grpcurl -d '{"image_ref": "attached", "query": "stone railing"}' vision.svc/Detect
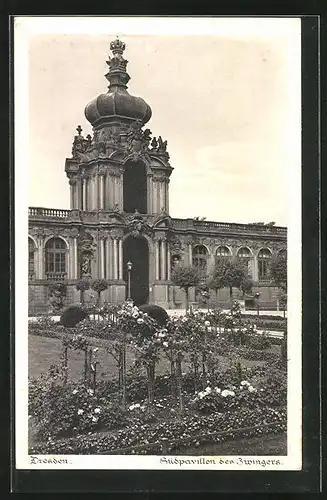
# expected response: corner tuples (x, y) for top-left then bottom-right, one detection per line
(29, 207), (70, 218)
(171, 218), (287, 236)
(46, 272), (67, 281)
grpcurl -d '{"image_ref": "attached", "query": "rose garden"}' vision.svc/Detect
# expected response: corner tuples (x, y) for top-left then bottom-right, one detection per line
(28, 256), (287, 456)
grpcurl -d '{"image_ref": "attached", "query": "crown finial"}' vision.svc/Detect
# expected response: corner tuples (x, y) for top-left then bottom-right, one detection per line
(76, 125), (83, 136)
(106, 37), (130, 90)
(110, 38), (126, 56)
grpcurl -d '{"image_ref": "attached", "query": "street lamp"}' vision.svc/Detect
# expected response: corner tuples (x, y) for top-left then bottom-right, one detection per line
(254, 292), (260, 316)
(127, 261), (132, 303)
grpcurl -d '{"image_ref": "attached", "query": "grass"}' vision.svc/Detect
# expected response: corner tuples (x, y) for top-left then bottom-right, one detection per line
(28, 334), (280, 382)
(172, 433), (287, 456)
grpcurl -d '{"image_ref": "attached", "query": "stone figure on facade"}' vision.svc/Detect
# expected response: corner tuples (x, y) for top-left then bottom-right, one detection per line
(81, 252), (92, 277)
(72, 125), (92, 159)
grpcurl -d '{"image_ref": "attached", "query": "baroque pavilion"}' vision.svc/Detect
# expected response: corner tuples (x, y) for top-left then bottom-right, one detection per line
(28, 39), (287, 313)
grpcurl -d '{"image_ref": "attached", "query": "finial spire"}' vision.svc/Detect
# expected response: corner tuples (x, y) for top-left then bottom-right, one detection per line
(105, 38), (130, 90)
(76, 125), (83, 136)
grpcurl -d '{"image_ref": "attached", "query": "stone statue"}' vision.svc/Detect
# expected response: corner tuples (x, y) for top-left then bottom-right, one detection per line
(81, 253), (91, 276)
(142, 128), (152, 149)
(151, 137), (158, 151)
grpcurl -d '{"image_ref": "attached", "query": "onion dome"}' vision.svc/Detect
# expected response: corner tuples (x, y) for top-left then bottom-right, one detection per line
(85, 39), (152, 127)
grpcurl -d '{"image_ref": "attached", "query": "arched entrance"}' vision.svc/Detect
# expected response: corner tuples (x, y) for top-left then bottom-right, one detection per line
(123, 235), (149, 306)
(123, 160), (147, 214)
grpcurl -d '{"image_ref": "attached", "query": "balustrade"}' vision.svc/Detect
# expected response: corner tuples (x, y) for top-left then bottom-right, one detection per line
(46, 272), (67, 281)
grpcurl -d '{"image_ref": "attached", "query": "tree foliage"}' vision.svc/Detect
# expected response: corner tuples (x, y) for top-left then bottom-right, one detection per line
(209, 258), (252, 296)
(270, 255), (287, 291)
(171, 265), (201, 313)
(91, 279), (109, 306)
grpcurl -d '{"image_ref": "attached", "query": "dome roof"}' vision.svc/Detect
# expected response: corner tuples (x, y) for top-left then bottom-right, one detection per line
(84, 39), (152, 127)
(85, 90), (152, 126)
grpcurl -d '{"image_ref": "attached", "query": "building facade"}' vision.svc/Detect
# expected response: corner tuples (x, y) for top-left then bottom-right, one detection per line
(28, 39), (287, 314)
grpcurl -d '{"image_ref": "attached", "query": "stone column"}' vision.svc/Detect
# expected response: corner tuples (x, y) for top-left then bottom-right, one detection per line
(167, 244), (171, 281)
(69, 180), (74, 209)
(155, 240), (160, 280)
(100, 238), (105, 278)
(73, 237), (78, 279)
(82, 178), (87, 211)
(37, 237), (44, 279)
(188, 243), (193, 266)
(118, 238), (123, 280)
(99, 174), (104, 210)
(147, 175), (153, 214)
(105, 238), (111, 279)
(113, 238), (118, 280)
(165, 180), (169, 213)
(253, 254), (259, 281)
(161, 240), (166, 281)
(119, 173), (124, 210)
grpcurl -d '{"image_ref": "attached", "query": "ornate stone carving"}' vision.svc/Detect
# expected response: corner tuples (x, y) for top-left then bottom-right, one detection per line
(150, 135), (169, 160)
(126, 209), (152, 238)
(108, 169), (121, 178)
(72, 126), (92, 159)
(77, 229), (96, 278)
(110, 228), (124, 240)
(152, 174), (168, 183)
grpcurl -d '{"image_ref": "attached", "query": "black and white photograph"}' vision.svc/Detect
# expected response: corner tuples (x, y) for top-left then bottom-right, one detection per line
(14, 16), (302, 470)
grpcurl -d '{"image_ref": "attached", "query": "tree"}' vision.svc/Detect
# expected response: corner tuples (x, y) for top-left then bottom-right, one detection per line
(75, 278), (90, 306)
(171, 265), (201, 313)
(208, 258), (252, 312)
(90, 279), (108, 308)
(270, 254), (287, 291)
(270, 254), (287, 315)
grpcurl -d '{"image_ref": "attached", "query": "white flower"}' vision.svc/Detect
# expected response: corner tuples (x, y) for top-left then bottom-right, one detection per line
(94, 407), (101, 414)
(137, 318), (144, 324)
(204, 320), (210, 327)
(248, 386), (257, 393)
(72, 389), (78, 395)
(215, 387), (221, 393)
(205, 386), (212, 393)
(132, 312), (139, 318)
(163, 342), (169, 348)
(88, 389), (94, 395)
(92, 416), (98, 422)
(77, 409), (84, 415)
(241, 380), (250, 386)
(221, 389), (235, 397)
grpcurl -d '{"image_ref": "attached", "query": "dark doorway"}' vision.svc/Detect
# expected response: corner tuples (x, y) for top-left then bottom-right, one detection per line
(123, 235), (149, 306)
(123, 160), (147, 214)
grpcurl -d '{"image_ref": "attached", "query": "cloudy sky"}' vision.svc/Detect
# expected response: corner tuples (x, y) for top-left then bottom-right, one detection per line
(21, 17), (301, 227)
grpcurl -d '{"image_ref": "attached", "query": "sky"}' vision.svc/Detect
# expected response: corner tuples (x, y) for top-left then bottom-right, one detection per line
(22, 17), (301, 227)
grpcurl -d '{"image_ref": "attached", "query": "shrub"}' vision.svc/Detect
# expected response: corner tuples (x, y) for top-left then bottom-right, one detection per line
(138, 304), (169, 326)
(247, 333), (271, 350)
(60, 305), (88, 328)
(29, 376), (128, 439)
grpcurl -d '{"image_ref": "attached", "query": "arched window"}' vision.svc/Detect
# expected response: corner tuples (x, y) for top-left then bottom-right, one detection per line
(28, 237), (36, 279)
(258, 248), (272, 279)
(216, 245), (231, 260)
(237, 247), (253, 277)
(45, 238), (67, 279)
(192, 245), (208, 277)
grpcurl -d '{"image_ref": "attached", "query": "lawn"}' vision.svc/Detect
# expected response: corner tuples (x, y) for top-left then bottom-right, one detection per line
(28, 334), (280, 381)
(172, 432), (287, 456)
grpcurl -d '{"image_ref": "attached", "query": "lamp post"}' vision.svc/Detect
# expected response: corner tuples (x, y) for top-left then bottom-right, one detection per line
(254, 292), (260, 316)
(127, 261), (133, 304)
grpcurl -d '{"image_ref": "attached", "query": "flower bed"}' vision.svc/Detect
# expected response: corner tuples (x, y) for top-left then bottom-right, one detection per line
(28, 303), (287, 456)
(30, 405), (286, 455)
